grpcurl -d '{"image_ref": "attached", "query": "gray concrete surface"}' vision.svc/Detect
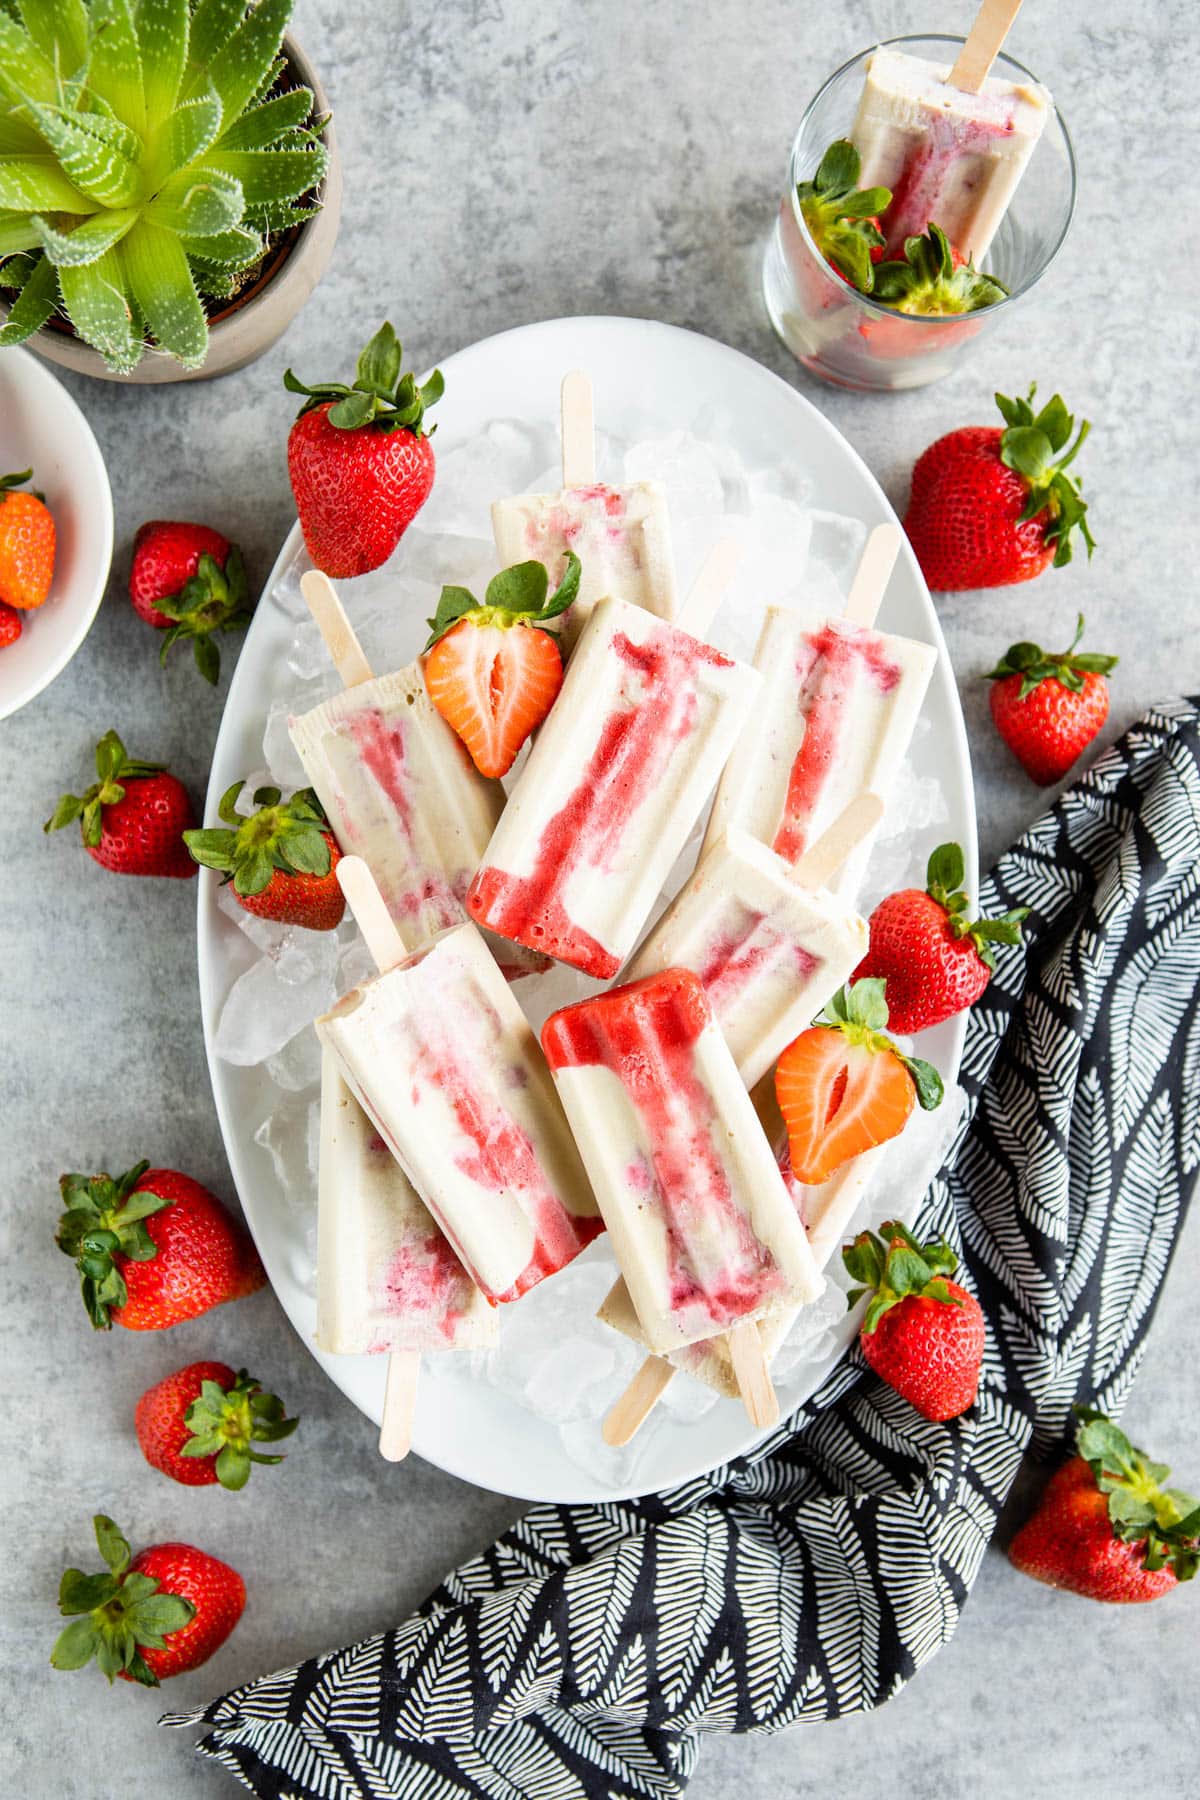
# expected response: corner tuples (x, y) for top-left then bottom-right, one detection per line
(2, 1), (1197, 1795)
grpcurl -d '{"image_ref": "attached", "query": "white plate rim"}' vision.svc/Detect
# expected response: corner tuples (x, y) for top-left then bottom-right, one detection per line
(197, 313), (975, 1504)
(0, 345), (114, 721)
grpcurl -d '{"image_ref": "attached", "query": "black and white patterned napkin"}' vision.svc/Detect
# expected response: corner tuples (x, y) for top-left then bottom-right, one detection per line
(165, 698), (1200, 1800)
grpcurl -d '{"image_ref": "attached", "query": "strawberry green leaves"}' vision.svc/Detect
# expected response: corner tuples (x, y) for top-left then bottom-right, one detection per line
(796, 137), (890, 293)
(842, 1219), (963, 1333)
(55, 1163), (171, 1329)
(993, 384), (1096, 567)
(152, 544), (252, 683)
(925, 841), (1030, 973)
(424, 551), (582, 650)
(181, 1369), (299, 1490)
(1074, 1407), (1200, 1581)
(872, 223), (1008, 315)
(51, 1515), (194, 1686)
(986, 613), (1118, 701)
(819, 980), (944, 1111)
(183, 781), (331, 895)
(43, 728), (165, 848)
(284, 321), (444, 437)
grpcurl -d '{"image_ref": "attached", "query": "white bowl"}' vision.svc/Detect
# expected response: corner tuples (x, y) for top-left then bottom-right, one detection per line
(0, 347), (113, 720)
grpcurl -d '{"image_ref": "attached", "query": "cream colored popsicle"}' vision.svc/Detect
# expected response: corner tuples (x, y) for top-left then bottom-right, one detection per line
(851, 28), (1052, 262)
(599, 1089), (887, 1438)
(491, 371), (678, 652)
(289, 571), (544, 978)
(316, 863), (601, 1307)
(316, 1052), (497, 1358)
(703, 525), (936, 900)
(542, 968), (823, 1376)
(468, 546), (759, 979)
(624, 798), (878, 1090)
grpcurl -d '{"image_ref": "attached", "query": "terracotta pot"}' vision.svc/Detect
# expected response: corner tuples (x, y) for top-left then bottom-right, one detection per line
(15, 35), (341, 385)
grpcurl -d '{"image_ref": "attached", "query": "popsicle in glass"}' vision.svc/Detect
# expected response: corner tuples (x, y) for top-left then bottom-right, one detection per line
(851, 2), (1052, 262)
(468, 546), (759, 979)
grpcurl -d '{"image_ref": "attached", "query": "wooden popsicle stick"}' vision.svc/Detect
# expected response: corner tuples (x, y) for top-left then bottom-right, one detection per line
(950, 0), (1024, 93)
(603, 1355), (677, 1446)
(792, 792), (885, 891)
(334, 856), (418, 1462)
(300, 569), (375, 689)
(676, 538), (740, 641)
(336, 855), (408, 975)
(560, 370), (596, 487)
(379, 1349), (420, 1461)
(727, 1318), (780, 1427)
(842, 521), (902, 629)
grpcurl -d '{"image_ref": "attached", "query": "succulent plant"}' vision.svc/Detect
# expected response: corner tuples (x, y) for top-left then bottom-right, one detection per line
(0, 0), (328, 373)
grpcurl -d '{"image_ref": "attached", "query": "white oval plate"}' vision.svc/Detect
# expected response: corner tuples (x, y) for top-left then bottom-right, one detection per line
(0, 347), (114, 720)
(198, 316), (975, 1504)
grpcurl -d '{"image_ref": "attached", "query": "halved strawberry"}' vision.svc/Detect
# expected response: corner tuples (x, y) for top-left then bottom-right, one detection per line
(775, 979), (942, 1185)
(423, 553), (580, 778)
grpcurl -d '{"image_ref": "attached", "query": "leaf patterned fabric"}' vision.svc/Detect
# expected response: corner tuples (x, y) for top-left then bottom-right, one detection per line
(165, 699), (1200, 1800)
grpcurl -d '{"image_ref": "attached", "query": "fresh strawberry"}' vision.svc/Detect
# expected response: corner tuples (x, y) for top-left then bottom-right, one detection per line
(775, 979), (942, 1186)
(842, 1219), (985, 1420)
(1010, 1408), (1200, 1603)
(184, 780), (344, 929)
(795, 138), (891, 292)
(424, 554), (579, 777)
(136, 1361), (299, 1491)
(872, 222), (1007, 315)
(0, 468), (55, 608)
(285, 321), (442, 579)
(987, 614), (1117, 785)
(0, 599), (21, 646)
(905, 384), (1095, 590)
(55, 1162), (266, 1331)
(51, 1514), (244, 1685)
(129, 520), (251, 683)
(44, 728), (196, 878)
(854, 841), (1029, 1034)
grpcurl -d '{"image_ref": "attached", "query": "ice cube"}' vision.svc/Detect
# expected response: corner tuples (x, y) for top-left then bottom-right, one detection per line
(270, 546), (315, 620)
(558, 1417), (645, 1490)
(253, 1092), (320, 1203)
(215, 879), (291, 956)
(658, 1370), (719, 1424)
(337, 930), (375, 994)
(807, 510), (868, 592)
(263, 695), (316, 791)
(265, 1028), (323, 1094)
(214, 933), (339, 1065)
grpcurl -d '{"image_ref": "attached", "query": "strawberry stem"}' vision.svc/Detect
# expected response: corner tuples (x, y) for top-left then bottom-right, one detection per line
(842, 1219), (964, 1333)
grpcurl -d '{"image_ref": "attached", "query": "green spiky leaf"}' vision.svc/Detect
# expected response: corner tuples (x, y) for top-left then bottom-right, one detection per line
(29, 207), (137, 266)
(0, 248), (57, 343)
(121, 218), (208, 368)
(58, 247), (141, 370)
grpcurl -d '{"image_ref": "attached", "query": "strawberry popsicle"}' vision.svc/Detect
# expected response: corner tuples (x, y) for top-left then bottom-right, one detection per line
(852, 45), (1052, 262)
(598, 1085), (885, 1433)
(291, 663), (504, 945)
(316, 1049), (497, 1357)
(624, 801), (877, 1090)
(316, 914), (601, 1304)
(703, 604), (935, 898)
(491, 372), (678, 652)
(542, 968), (823, 1357)
(468, 569), (759, 980)
(290, 571), (545, 977)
